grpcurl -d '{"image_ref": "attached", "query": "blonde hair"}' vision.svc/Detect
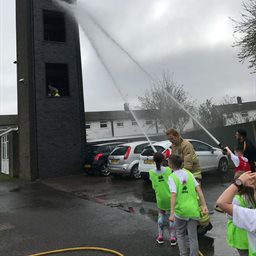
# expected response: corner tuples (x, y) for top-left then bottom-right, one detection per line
(165, 128), (179, 137)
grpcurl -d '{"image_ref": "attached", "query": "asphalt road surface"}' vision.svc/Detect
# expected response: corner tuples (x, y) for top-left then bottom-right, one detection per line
(44, 170), (238, 256)
(0, 169), (238, 256)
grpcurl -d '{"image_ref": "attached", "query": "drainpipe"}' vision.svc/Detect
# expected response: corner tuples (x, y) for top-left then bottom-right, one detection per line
(252, 121), (256, 142)
(155, 119), (159, 134)
(111, 120), (114, 137)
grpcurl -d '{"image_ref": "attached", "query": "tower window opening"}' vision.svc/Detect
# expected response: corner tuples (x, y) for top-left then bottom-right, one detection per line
(43, 10), (66, 42)
(46, 63), (69, 97)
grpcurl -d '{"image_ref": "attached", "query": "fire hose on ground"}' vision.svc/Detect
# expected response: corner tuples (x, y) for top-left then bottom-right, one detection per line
(28, 246), (124, 256)
(28, 246), (204, 256)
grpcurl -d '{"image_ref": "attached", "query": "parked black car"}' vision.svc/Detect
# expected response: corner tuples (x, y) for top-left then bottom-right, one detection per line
(84, 141), (124, 176)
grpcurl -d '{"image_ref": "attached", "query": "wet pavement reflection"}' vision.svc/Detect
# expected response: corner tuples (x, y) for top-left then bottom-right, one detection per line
(44, 170), (238, 255)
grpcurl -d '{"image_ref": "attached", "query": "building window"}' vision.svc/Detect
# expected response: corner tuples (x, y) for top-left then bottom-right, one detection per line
(132, 121), (138, 126)
(241, 111), (248, 118)
(43, 10), (66, 42)
(226, 113), (233, 119)
(100, 121), (108, 128)
(85, 123), (91, 129)
(117, 122), (124, 127)
(145, 120), (153, 125)
(46, 63), (69, 97)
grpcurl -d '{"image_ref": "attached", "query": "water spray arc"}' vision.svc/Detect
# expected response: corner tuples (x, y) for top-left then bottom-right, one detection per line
(55, 0), (157, 152)
(79, 6), (155, 82)
(86, 34), (156, 150)
(80, 7), (222, 147)
(162, 91), (221, 146)
(57, 0), (222, 149)
(83, 35), (156, 152)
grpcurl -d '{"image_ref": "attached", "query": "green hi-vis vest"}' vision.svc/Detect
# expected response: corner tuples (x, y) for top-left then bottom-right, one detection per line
(149, 167), (172, 211)
(169, 170), (200, 219)
(250, 248), (256, 256)
(226, 195), (248, 250)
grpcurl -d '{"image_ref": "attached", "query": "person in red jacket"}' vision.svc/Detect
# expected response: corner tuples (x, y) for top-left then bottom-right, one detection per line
(235, 129), (256, 172)
(225, 146), (251, 176)
(215, 146), (251, 214)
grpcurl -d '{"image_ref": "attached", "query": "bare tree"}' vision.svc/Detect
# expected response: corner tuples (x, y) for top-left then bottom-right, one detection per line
(198, 99), (224, 128)
(232, 0), (256, 71)
(222, 95), (237, 105)
(198, 96), (242, 128)
(138, 72), (195, 131)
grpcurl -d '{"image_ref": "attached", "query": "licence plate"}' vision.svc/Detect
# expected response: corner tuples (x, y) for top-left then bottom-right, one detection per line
(84, 164), (91, 168)
(111, 159), (119, 164)
(144, 159), (154, 164)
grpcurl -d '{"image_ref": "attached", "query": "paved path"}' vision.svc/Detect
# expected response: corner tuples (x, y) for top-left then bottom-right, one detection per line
(0, 172), (238, 256)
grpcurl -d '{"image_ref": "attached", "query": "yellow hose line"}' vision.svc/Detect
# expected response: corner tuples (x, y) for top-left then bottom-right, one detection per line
(28, 246), (203, 256)
(28, 246), (124, 256)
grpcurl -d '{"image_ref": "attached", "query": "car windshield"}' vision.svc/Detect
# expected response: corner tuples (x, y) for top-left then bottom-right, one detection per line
(111, 146), (129, 156)
(141, 145), (164, 156)
(91, 145), (109, 154)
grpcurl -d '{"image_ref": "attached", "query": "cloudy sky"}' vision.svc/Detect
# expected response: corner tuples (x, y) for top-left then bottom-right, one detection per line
(0, 0), (255, 114)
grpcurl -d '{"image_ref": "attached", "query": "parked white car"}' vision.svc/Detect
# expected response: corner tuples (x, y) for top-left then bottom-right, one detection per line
(138, 139), (229, 181)
(108, 141), (153, 179)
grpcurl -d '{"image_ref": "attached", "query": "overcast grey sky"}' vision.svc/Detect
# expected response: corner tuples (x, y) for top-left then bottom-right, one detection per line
(0, 0), (255, 114)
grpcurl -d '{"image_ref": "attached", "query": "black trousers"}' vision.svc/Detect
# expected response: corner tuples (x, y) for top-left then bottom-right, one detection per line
(249, 161), (256, 172)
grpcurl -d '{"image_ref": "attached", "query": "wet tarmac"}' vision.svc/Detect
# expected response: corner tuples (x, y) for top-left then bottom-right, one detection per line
(44, 170), (239, 256)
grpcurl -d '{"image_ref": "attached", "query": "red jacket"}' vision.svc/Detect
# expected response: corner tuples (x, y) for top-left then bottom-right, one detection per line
(234, 156), (251, 174)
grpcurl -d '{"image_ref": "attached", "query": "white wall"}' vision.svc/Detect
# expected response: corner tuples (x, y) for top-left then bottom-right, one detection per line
(86, 121), (112, 140)
(86, 118), (158, 140)
(86, 116), (194, 140)
(224, 110), (256, 126)
(113, 119), (158, 137)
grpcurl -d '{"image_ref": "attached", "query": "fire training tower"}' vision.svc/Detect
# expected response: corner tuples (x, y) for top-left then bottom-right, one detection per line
(16, 0), (86, 180)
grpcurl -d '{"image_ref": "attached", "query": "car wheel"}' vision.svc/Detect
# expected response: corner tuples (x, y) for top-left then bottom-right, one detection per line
(100, 163), (110, 177)
(131, 165), (141, 180)
(218, 158), (228, 173)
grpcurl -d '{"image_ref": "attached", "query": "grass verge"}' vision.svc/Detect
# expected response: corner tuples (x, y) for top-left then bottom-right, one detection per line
(0, 173), (13, 182)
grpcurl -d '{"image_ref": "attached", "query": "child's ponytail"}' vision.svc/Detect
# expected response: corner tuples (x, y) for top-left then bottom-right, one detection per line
(153, 152), (165, 171)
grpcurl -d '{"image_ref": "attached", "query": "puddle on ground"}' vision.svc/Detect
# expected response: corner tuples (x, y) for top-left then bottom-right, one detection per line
(69, 184), (236, 255)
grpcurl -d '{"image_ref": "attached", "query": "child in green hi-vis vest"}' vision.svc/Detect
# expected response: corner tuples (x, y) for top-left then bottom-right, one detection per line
(226, 171), (256, 256)
(149, 152), (176, 246)
(216, 171), (256, 256)
(227, 195), (249, 256)
(168, 154), (208, 256)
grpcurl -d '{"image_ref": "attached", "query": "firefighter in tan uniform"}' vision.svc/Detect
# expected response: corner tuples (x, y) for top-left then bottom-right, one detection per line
(166, 128), (212, 234)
